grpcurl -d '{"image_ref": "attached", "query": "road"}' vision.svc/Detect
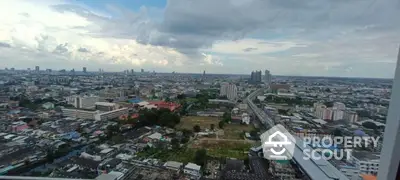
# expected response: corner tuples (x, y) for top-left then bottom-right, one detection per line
(245, 88), (349, 180)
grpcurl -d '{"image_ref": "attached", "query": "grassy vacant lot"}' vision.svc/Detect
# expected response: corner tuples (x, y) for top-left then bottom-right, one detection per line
(223, 124), (255, 139)
(177, 116), (219, 130)
(190, 139), (257, 160)
(177, 116), (256, 140)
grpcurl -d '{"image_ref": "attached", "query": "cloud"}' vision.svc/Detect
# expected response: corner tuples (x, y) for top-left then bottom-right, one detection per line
(77, 47), (90, 53)
(243, 48), (258, 52)
(292, 53), (321, 58)
(0, 0), (398, 77)
(0, 0), (191, 71)
(201, 53), (223, 66)
(0, 42), (11, 48)
(207, 39), (307, 55)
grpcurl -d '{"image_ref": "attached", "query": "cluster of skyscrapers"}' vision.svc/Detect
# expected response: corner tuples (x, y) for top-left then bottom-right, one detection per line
(250, 70), (272, 85)
(32, 66), (87, 73)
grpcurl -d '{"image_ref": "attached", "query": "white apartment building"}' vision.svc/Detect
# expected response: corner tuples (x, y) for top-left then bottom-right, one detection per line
(184, 163), (201, 180)
(220, 83), (238, 101)
(333, 109), (344, 121)
(345, 111), (359, 123)
(333, 102), (346, 110)
(349, 151), (380, 175)
(163, 161), (183, 172)
(94, 108), (129, 121)
(219, 83), (228, 97)
(314, 104), (326, 119)
(75, 96), (99, 109)
(95, 102), (118, 112)
(314, 104), (334, 120)
(61, 108), (99, 120)
(67, 95), (100, 109)
(183, 163), (201, 179)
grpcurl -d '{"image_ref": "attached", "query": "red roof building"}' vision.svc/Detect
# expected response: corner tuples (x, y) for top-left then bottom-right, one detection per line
(149, 101), (181, 111)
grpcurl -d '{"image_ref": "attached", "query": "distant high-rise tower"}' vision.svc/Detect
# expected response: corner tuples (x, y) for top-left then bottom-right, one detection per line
(203, 70), (206, 76)
(220, 83), (238, 101)
(35, 66), (39, 71)
(131, 69), (134, 74)
(264, 70), (272, 85)
(141, 69), (144, 73)
(250, 70), (262, 84)
(256, 71), (262, 82)
(83, 67), (87, 73)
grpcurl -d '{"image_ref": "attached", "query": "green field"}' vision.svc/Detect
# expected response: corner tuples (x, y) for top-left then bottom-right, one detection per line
(177, 116), (256, 140)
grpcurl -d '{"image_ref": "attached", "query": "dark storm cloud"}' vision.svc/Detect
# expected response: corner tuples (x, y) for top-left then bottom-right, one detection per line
(53, 43), (69, 54)
(139, 0), (399, 55)
(54, 0), (400, 58)
(78, 47), (90, 53)
(0, 42), (11, 48)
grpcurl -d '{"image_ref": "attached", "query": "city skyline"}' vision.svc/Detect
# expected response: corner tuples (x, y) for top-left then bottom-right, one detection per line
(0, 0), (399, 78)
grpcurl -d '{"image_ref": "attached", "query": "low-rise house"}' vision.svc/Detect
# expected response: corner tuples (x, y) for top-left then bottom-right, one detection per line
(184, 163), (201, 180)
(164, 161), (183, 172)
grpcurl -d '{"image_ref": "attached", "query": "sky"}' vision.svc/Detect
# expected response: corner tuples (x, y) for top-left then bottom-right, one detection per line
(0, 0), (399, 78)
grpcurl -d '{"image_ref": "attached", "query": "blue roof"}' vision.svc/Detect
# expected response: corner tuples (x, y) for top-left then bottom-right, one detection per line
(354, 129), (366, 136)
(128, 98), (142, 103)
(62, 131), (80, 139)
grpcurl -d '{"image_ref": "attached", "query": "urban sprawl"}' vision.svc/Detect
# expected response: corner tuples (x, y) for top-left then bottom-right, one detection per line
(0, 67), (391, 180)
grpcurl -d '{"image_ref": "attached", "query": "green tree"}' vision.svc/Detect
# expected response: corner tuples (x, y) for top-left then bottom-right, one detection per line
(106, 125), (120, 138)
(193, 125), (201, 132)
(333, 129), (343, 137)
(362, 122), (378, 129)
(182, 129), (193, 137)
(194, 149), (207, 166)
(250, 130), (258, 137)
(46, 149), (54, 163)
(24, 158), (31, 166)
(171, 138), (180, 149)
(222, 111), (232, 123)
(127, 117), (138, 124)
(324, 101), (334, 107)
(218, 121), (225, 129)
(177, 94), (186, 100)
(111, 135), (124, 143)
(181, 137), (189, 144)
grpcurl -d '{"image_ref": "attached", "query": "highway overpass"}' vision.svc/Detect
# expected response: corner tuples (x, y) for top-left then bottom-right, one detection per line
(246, 89), (349, 180)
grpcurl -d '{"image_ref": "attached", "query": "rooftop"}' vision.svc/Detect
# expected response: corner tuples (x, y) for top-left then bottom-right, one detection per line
(95, 102), (116, 107)
(185, 163), (201, 171)
(352, 151), (381, 162)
